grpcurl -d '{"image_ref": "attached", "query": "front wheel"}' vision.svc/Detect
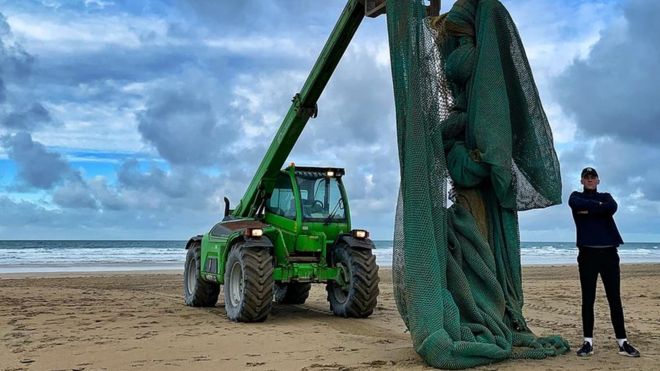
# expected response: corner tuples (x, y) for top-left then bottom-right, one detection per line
(224, 243), (273, 322)
(326, 245), (379, 318)
(183, 242), (220, 307)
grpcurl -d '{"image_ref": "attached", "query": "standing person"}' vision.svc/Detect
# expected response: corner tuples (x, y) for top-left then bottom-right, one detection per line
(569, 167), (640, 357)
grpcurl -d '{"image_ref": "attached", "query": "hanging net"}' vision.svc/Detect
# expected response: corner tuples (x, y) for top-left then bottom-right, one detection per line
(387, 0), (569, 368)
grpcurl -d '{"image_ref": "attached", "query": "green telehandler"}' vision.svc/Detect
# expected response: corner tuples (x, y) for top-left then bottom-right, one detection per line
(183, 0), (439, 322)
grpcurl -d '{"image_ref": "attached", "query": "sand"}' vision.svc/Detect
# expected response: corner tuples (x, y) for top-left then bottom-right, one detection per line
(1, 265), (658, 371)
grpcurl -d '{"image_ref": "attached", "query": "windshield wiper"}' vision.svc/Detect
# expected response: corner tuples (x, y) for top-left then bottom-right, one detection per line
(324, 198), (343, 225)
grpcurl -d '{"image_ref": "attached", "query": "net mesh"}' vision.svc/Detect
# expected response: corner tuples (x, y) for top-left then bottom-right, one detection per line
(387, 0), (569, 368)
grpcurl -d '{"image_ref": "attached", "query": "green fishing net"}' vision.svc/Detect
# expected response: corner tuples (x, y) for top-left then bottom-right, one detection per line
(386, 0), (569, 368)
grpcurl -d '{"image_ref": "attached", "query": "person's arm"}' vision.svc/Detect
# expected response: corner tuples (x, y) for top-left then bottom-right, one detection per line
(599, 193), (618, 215)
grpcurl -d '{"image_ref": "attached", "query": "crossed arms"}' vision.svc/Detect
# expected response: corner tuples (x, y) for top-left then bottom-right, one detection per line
(568, 191), (618, 215)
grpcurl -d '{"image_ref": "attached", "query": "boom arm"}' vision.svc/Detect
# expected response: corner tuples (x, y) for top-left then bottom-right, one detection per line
(232, 0), (367, 218)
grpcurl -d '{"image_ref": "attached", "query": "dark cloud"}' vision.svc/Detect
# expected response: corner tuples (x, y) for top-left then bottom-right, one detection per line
(0, 13), (34, 80)
(2, 46), (33, 79)
(2, 103), (53, 130)
(52, 180), (98, 209)
(118, 159), (167, 192)
(102, 159), (231, 212)
(589, 139), (660, 202)
(0, 11), (55, 134)
(1, 132), (72, 189)
(0, 80), (5, 102)
(33, 48), (191, 87)
(555, 0), (660, 145)
(118, 160), (195, 199)
(137, 87), (237, 165)
(314, 48), (394, 144)
(86, 178), (127, 211)
(0, 13), (9, 37)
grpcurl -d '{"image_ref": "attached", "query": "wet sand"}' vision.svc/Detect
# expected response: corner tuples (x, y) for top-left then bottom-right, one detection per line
(1, 265), (658, 370)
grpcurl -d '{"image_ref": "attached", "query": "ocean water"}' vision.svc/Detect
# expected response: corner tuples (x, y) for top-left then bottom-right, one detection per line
(1, 240), (659, 273)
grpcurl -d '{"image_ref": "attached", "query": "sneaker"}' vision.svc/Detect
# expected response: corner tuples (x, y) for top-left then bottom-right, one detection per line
(576, 341), (593, 357)
(618, 341), (640, 357)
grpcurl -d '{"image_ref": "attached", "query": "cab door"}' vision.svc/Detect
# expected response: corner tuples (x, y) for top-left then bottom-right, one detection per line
(264, 173), (299, 254)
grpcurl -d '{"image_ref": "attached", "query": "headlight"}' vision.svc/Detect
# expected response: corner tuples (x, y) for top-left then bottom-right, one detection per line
(352, 229), (369, 239)
(326, 170), (335, 177)
(245, 228), (263, 238)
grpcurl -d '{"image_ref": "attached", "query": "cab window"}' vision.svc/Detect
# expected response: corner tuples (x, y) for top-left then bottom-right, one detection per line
(296, 175), (345, 222)
(266, 174), (296, 220)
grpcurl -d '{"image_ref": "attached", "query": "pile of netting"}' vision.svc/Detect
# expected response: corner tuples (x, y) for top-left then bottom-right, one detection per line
(386, 0), (570, 368)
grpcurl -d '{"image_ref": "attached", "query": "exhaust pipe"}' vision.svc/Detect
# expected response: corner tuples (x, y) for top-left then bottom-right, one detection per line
(224, 197), (231, 217)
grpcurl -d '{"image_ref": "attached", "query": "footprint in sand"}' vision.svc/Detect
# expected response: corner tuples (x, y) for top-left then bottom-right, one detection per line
(246, 362), (266, 367)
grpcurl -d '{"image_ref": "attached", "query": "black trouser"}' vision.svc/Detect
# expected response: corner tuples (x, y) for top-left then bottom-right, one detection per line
(577, 247), (627, 339)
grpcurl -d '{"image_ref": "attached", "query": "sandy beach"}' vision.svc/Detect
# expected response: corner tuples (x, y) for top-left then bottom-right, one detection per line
(1, 265), (658, 371)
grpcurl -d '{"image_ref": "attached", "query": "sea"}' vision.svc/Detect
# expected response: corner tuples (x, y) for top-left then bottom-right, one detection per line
(1, 240), (659, 274)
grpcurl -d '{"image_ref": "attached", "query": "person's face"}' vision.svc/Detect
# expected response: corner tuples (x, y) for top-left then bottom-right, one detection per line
(581, 174), (599, 190)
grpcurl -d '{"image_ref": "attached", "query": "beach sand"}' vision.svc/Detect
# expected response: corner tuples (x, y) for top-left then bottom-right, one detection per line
(1, 265), (658, 370)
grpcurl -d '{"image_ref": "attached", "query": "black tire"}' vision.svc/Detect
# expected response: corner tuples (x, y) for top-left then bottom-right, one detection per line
(183, 242), (220, 307)
(327, 245), (379, 318)
(224, 243), (273, 322)
(273, 282), (312, 304)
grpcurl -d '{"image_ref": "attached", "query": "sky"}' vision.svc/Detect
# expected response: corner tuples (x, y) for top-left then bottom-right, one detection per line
(0, 0), (658, 242)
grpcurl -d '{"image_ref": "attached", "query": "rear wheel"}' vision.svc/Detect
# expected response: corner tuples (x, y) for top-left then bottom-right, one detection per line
(274, 282), (312, 304)
(224, 243), (273, 322)
(183, 242), (220, 307)
(327, 245), (379, 318)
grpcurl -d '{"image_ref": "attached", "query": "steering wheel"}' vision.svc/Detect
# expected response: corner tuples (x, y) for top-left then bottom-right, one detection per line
(312, 200), (324, 209)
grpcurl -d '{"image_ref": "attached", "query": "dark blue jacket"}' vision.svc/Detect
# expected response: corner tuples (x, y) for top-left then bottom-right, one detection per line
(569, 190), (623, 248)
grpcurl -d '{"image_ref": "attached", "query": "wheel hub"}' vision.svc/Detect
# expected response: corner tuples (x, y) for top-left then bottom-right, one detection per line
(229, 261), (244, 307)
(186, 257), (196, 294)
(333, 262), (350, 303)
(336, 262), (350, 289)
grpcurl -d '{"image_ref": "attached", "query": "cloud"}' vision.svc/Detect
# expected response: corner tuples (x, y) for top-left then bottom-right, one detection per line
(0, 11), (56, 134)
(2, 103), (53, 130)
(555, 0), (660, 145)
(52, 179), (98, 209)
(1, 132), (74, 189)
(589, 139), (660, 202)
(72, 159), (233, 214)
(136, 82), (238, 166)
(177, 1), (344, 37)
(0, 80), (5, 103)
(0, 13), (35, 81)
(310, 41), (394, 144)
(0, 196), (59, 229)
(117, 160), (206, 200)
